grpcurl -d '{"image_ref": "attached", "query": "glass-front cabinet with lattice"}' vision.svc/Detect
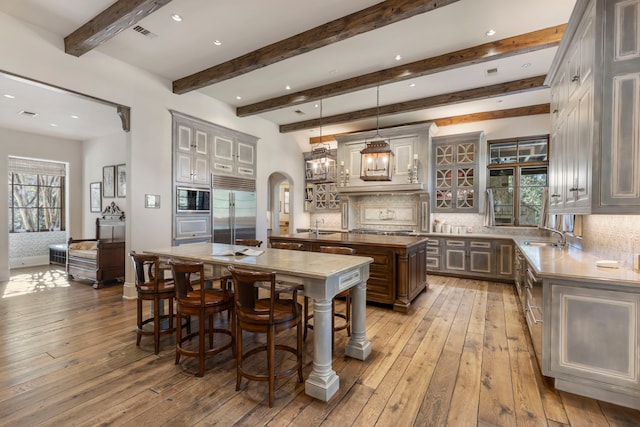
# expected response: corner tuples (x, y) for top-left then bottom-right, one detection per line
(303, 148), (339, 212)
(431, 131), (485, 213)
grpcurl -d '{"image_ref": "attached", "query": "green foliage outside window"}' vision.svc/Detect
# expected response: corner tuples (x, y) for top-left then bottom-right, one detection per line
(9, 172), (65, 232)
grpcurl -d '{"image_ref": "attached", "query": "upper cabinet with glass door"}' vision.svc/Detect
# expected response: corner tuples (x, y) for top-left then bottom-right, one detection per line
(431, 131), (486, 213)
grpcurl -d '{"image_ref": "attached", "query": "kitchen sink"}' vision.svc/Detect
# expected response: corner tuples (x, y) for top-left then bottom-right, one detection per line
(524, 241), (558, 247)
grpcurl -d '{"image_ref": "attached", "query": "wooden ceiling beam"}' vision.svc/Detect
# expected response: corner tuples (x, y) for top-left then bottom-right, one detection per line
(239, 25), (565, 117)
(64, 0), (172, 57)
(172, 0), (459, 94)
(309, 104), (551, 144)
(282, 75), (547, 133)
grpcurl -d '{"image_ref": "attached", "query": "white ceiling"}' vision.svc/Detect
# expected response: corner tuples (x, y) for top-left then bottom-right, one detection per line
(0, 0), (576, 140)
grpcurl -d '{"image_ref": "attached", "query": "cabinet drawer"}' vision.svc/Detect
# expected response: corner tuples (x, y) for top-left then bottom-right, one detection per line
(470, 241), (491, 248)
(445, 239), (466, 247)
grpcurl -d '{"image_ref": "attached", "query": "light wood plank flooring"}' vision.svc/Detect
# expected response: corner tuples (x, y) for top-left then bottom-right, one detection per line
(1, 266), (639, 426)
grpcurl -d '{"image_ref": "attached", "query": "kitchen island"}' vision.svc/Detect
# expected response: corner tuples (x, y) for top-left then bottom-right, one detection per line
(269, 232), (428, 313)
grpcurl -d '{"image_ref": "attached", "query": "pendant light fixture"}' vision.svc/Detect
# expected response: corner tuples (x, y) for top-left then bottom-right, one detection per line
(360, 86), (395, 181)
(304, 99), (336, 182)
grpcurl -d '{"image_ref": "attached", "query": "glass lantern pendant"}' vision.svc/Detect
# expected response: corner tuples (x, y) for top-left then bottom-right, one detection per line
(360, 139), (394, 181)
(360, 85), (394, 181)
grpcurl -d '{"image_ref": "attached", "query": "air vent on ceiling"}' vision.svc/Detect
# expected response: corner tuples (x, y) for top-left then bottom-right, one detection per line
(294, 109), (306, 115)
(132, 25), (157, 38)
(486, 67), (498, 76)
(18, 110), (38, 117)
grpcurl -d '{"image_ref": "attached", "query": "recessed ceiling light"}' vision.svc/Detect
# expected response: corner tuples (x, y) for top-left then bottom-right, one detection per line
(409, 83), (416, 88)
(213, 40), (222, 46)
(485, 29), (496, 36)
(285, 85), (291, 91)
(395, 54), (402, 61)
(314, 103), (319, 108)
(3, 94), (15, 99)
(50, 123), (59, 127)
(521, 62), (531, 68)
(235, 96), (242, 100)
(171, 14), (182, 22)
(71, 115), (79, 119)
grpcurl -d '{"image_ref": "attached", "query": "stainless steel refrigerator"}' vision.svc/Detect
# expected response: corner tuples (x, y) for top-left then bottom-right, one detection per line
(212, 187), (257, 244)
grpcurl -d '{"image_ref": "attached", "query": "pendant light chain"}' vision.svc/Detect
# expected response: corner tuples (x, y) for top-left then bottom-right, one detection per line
(376, 86), (381, 138)
(319, 98), (323, 143)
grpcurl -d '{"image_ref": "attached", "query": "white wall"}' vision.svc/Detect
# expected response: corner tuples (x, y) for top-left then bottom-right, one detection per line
(0, 127), (83, 279)
(0, 11), (306, 286)
(82, 133), (127, 238)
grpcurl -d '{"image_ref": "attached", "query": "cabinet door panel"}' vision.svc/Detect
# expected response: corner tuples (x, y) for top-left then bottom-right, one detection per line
(175, 152), (194, 183)
(445, 249), (466, 271)
(548, 283), (639, 388)
(194, 130), (208, 155)
(177, 125), (192, 151)
(469, 250), (492, 274)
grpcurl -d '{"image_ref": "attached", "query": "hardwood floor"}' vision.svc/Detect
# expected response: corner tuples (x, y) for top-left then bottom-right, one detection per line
(1, 266), (639, 426)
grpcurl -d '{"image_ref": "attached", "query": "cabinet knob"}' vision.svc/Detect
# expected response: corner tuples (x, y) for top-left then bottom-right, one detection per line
(552, 109), (558, 114)
(568, 187), (584, 192)
(551, 193), (561, 198)
(571, 75), (580, 82)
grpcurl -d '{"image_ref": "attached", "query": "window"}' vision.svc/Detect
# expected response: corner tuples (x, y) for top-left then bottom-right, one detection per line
(487, 135), (549, 226)
(8, 157), (66, 233)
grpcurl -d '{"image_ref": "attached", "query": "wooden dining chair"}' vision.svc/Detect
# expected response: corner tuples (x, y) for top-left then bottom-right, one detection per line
(270, 241), (305, 251)
(227, 265), (304, 407)
(129, 252), (176, 355)
(169, 260), (234, 377)
(235, 239), (263, 247)
(304, 246), (356, 350)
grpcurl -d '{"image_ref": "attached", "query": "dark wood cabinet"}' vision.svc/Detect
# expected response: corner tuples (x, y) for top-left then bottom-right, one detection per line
(268, 233), (428, 313)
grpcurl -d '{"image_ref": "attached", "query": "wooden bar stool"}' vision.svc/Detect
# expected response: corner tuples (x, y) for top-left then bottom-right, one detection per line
(235, 239), (263, 247)
(169, 261), (234, 377)
(129, 252), (176, 355)
(227, 265), (303, 407)
(304, 246), (356, 350)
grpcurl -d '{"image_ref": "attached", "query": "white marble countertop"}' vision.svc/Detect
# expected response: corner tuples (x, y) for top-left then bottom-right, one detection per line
(514, 237), (640, 288)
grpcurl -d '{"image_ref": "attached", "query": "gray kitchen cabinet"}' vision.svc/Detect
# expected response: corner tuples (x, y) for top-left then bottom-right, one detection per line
(543, 279), (640, 410)
(173, 214), (212, 245)
(425, 237), (442, 271)
(495, 240), (514, 278)
(444, 239), (466, 272)
(468, 240), (494, 275)
(311, 182), (340, 211)
(174, 119), (210, 185)
(212, 134), (256, 179)
(547, 0), (640, 213)
(431, 132), (486, 213)
(427, 236), (512, 282)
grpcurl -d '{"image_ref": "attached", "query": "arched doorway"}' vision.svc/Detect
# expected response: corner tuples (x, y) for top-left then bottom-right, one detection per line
(267, 172), (293, 236)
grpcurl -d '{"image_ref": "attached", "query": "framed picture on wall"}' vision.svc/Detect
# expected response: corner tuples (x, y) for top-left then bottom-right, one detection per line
(103, 165), (115, 198)
(116, 163), (126, 198)
(90, 182), (102, 213)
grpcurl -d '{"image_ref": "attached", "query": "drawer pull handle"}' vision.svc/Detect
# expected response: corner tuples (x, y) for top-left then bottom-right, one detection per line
(527, 302), (543, 324)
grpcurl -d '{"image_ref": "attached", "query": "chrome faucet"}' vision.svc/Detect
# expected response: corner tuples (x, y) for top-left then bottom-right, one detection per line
(543, 227), (566, 248)
(315, 218), (324, 237)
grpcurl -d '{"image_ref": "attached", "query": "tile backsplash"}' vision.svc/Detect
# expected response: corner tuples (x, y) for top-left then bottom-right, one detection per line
(310, 211), (640, 270)
(582, 215), (640, 269)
